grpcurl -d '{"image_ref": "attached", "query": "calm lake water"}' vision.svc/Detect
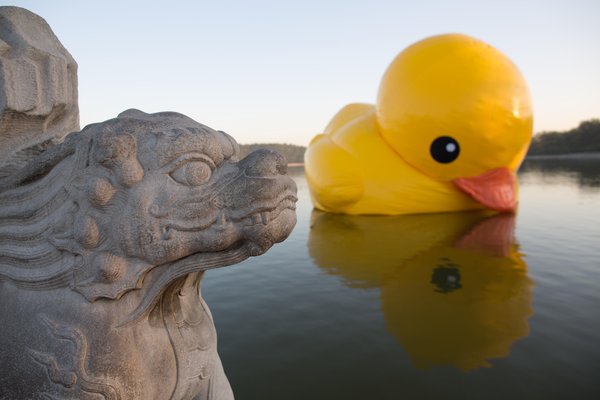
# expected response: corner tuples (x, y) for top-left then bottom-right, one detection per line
(204, 156), (600, 400)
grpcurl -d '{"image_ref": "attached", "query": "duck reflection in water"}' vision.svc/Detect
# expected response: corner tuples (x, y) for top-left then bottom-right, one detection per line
(308, 210), (532, 371)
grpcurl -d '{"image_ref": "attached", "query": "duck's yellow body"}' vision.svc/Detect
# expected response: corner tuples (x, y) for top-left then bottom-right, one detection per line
(305, 34), (533, 215)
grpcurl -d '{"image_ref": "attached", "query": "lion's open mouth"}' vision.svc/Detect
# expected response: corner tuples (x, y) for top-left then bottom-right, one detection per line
(236, 192), (297, 226)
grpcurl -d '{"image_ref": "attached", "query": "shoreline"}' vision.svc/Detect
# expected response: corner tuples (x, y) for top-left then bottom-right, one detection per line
(525, 152), (600, 160)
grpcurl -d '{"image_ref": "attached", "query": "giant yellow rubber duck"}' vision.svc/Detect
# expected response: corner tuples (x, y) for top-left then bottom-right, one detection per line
(305, 34), (533, 215)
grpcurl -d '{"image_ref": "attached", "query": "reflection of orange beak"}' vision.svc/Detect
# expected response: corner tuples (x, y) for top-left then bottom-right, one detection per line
(453, 168), (517, 212)
(454, 213), (516, 257)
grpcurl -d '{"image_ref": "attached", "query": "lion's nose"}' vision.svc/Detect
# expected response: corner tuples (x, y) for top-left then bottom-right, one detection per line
(243, 149), (287, 177)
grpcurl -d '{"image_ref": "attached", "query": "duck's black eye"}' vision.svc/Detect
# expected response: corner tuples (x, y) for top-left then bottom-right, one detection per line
(430, 136), (460, 164)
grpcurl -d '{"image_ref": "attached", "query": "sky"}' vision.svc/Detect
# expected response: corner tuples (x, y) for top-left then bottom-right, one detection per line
(4, 0), (600, 145)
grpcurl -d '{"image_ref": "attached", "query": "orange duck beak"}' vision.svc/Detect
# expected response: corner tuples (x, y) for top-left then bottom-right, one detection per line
(453, 168), (517, 213)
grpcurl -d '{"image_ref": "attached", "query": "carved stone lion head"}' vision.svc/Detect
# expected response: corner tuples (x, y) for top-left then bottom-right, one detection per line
(0, 109), (297, 319)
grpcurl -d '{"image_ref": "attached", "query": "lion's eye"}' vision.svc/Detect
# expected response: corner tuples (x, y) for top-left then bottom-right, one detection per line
(170, 161), (212, 186)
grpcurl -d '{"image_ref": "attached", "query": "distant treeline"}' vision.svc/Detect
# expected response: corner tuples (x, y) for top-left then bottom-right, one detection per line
(239, 143), (306, 164)
(239, 119), (600, 161)
(528, 119), (600, 156)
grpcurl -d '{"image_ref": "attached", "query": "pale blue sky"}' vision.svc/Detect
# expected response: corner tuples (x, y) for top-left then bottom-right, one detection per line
(5, 0), (600, 145)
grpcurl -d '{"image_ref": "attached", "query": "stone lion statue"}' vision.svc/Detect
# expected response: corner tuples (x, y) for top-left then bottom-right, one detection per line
(0, 109), (297, 399)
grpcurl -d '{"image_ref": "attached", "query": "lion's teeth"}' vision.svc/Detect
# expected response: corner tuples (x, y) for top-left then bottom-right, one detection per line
(260, 212), (269, 225)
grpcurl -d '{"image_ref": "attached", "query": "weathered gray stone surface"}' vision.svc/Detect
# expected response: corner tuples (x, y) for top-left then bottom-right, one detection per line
(0, 7), (297, 400)
(0, 6), (79, 177)
(0, 110), (298, 399)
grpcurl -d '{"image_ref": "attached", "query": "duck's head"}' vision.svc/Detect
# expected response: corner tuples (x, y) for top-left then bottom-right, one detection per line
(376, 34), (532, 212)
